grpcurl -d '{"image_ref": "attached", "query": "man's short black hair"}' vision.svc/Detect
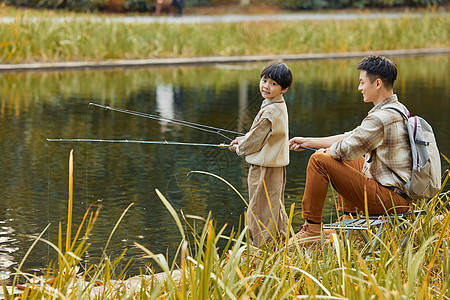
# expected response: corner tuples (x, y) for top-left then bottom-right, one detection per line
(357, 55), (397, 89)
(260, 62), (293, 90)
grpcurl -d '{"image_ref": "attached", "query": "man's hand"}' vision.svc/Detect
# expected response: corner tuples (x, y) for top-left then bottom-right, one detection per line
(229, 139), (238, 152)
(289, 137), (308, 151)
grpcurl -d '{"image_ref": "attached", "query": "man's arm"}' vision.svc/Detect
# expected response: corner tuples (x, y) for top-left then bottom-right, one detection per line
(289, 134), (345, 151)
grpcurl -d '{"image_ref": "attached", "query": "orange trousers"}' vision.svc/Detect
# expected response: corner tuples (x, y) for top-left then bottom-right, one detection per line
(302, 153), (411, 223)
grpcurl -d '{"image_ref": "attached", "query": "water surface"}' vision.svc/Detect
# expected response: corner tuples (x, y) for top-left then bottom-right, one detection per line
(0, 55), (448, 276)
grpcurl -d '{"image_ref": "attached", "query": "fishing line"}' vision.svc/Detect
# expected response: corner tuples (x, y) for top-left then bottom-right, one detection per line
(47, 138), (316, 152)
(87, 103), (317, 152)
(46, 141), (51, 267)
(85, 106), (90, 230)
(89, 103), (242, 142)
(47, 138), (230, 148)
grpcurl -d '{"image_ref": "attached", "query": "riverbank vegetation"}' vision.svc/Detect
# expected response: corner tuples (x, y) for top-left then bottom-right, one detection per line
(0, 11), (448, 64)
(0, 0), (448, 13)
(2, 151), (450, 299)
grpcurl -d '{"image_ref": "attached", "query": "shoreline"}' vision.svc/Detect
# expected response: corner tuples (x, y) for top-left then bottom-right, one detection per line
(0, 11), (429, 25)
(1, 47), (449, 73)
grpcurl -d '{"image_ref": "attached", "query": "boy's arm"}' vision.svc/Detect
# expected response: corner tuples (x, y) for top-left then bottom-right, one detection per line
(230, 118), (272, 156)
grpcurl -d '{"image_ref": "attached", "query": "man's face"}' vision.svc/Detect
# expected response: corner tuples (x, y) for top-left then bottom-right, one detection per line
(358, 70), (379, 104)
(259, 76), (288, 99)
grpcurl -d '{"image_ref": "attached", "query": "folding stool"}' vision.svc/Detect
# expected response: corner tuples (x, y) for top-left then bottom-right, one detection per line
(322, 210), (427, 249)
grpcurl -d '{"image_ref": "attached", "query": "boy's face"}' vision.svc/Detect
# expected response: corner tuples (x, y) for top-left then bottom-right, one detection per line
(259, 76), (288, 99)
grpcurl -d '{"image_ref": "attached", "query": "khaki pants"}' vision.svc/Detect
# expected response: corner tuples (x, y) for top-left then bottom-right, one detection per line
(247, 165), (288, 247)
(302, 153), (411, 223)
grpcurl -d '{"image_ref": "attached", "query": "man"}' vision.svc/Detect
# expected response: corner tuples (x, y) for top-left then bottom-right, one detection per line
(289, 55), (412, 245)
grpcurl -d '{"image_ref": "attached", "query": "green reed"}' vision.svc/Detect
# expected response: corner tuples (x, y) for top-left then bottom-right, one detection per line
(0, 12), (448, 63)
(3, 151), (449, 298)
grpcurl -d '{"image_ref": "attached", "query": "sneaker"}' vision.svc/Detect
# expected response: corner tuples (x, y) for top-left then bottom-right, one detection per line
(287, 221), (323, 247)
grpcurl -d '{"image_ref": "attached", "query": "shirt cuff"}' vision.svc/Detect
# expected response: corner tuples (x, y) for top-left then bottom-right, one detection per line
(329, 142), (341, 161)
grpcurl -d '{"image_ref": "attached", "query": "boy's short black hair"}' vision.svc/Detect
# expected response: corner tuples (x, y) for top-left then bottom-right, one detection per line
(357, 55), (397, 89)
(260, 62), (293, 90)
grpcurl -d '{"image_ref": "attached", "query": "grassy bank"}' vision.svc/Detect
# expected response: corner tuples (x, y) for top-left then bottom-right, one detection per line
(0, 12), (448, 64)
(3, 152), (450, 299)
(5, 179), (450, 298)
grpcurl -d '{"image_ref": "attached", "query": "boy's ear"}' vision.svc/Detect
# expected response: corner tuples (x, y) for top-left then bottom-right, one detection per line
(281, 87), (289, 94)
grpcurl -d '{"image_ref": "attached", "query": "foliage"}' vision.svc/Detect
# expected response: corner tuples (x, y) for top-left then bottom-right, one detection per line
(0, 0), (218, 11)
(1, 0), (108, 11)
(123, 0), (152, 12)
(0, 13), (448, 63)
(275, 0), (448, 10)
(185, 0), (218, 6)
(0, 0), (447, 12)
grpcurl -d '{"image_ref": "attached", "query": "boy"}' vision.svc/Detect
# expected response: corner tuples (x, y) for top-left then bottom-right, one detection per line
(229, 62), (292, 247)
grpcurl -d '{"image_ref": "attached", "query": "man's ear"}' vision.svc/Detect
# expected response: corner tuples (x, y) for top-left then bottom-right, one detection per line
(375, 78), (384, 90)
(281, 87), (289, 94)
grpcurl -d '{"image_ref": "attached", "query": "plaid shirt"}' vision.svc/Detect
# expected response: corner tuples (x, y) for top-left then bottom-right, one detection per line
(330, 95), (412, 192)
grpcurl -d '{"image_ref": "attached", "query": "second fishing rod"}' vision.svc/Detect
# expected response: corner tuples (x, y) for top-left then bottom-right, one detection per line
(89, 103), (317, 152)
(89, 103), (241, 142)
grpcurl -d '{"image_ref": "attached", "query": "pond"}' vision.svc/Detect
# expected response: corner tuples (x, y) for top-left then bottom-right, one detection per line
(0, 55), (448, 277)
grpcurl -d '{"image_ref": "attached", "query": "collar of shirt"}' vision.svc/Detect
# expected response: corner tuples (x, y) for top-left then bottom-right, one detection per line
(368, 94), (398, 114)
(261, 94), (285, 109)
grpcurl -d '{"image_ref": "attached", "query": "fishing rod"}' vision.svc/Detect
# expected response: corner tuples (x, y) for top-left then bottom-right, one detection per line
(88, 103), (317, 152)
(296, 146), (317, 152)
(89, 103), (243, 141)
(47, 138), (229, 148)
(47, 138), (316, 152)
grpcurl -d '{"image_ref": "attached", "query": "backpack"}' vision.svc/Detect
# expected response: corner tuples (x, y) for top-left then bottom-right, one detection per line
(385, 106), (441, 199)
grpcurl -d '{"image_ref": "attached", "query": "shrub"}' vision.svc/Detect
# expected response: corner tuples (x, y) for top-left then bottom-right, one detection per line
(124, 0), (154, 12)
(2, 0), (107, 10)
(275, 0), (448, 10)
(0, 0), (447, 12)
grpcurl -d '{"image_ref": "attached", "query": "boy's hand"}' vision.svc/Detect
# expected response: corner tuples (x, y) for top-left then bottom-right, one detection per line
(229, 139), (238, 152)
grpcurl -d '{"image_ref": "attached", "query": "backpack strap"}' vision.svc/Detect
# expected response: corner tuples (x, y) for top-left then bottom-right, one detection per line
(383, 106), (409, 120)
(388, 166), (408, 185)
(385, 106), (429, 146)
(367, 149), (407, 185)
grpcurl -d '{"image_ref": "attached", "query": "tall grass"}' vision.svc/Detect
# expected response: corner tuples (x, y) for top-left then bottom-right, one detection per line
(3, 152), (449, 299)
(0, 12), (448, 63)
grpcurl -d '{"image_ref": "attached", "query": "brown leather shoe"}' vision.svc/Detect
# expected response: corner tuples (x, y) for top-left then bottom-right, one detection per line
(287, 221), (323, 247)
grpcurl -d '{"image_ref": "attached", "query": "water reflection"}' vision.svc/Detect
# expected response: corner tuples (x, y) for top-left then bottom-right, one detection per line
(156, 84), (175, 133)
(0, 221), (17, 271)
(0, 55), (448, 275)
